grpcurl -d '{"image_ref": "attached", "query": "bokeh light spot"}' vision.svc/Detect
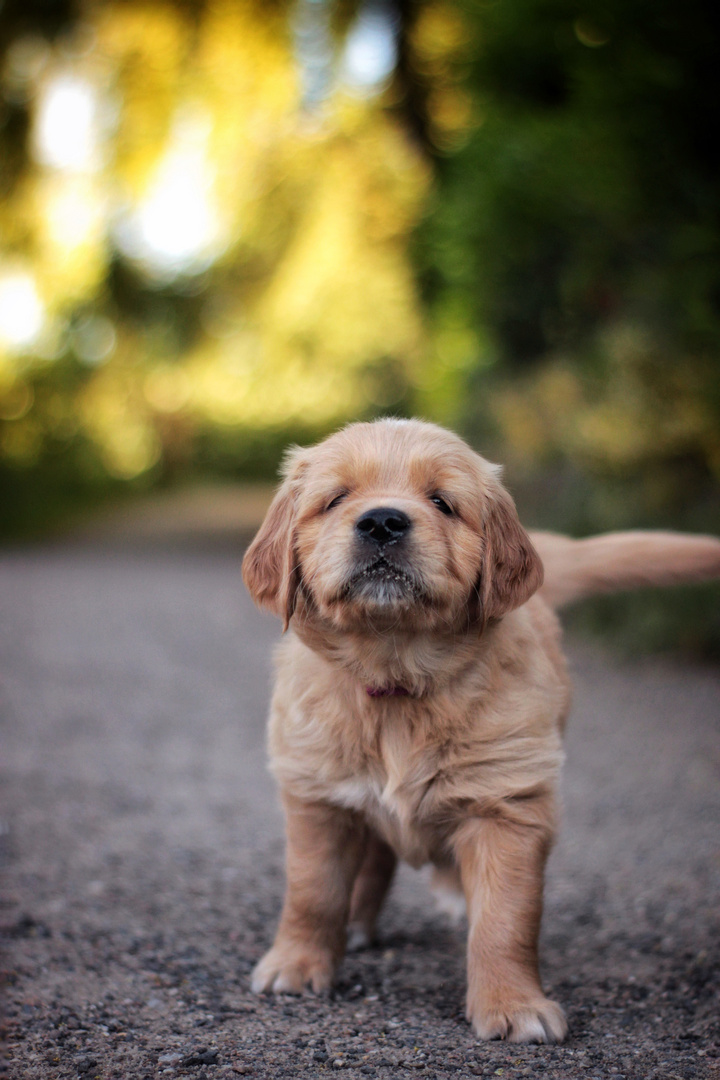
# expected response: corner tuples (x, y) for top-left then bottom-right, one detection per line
(115, 109), (226, 281)
(0, 272), (45, 351)
(33, 73), (100, 172)
(71, 315), (117, 365)
(340, 2), (398, 95)
(0, 380), (34, 421)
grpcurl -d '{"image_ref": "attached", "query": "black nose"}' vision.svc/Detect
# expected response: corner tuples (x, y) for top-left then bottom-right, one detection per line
(355, 507), (411, 546)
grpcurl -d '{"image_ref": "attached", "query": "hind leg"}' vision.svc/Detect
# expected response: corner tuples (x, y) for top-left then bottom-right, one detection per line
(346, 832), (397, 951)
(430, 864), (467, 923)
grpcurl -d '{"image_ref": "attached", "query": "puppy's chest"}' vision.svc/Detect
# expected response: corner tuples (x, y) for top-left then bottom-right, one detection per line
(323, 724), (451, 866)
(273, 677), (562, 865)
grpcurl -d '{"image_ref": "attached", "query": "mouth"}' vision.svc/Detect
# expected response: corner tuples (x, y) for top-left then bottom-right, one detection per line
(341, 557), (426, 606)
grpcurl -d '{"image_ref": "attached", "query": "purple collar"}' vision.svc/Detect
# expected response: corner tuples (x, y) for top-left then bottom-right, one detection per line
(366, 684), (411, 698)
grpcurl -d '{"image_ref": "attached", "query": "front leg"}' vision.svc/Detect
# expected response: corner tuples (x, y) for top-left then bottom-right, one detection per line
(251, 792), (366, 994)
(452, 812), (567, 1044)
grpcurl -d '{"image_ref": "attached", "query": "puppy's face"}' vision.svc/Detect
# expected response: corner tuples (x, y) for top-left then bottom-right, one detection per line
(243, 419), (542, 634)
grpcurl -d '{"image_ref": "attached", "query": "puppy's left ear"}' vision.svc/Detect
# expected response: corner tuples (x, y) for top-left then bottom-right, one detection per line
(475, 486), (544, 625)
(242, 451), (307, 630)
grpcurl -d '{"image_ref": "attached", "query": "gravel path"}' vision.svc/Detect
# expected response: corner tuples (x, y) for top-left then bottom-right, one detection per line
(1, 536), (719, 1080)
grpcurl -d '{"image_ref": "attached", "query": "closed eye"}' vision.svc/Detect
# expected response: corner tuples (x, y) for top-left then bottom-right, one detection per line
(325, 492), (348, 511)
(430, 494), (453, 516)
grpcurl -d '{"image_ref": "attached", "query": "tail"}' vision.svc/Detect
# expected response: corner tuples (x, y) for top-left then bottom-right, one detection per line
(530, 530), (720, 610)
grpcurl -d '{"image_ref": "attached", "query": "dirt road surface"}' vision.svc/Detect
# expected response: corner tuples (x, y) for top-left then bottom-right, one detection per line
(1, 511), (719, 1079)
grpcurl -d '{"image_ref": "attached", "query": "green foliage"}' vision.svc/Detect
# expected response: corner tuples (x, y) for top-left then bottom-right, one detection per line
(423, 0), (720, 362)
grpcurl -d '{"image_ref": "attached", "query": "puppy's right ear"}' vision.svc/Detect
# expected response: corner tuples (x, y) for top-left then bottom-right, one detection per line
(242, 450), (306, 630)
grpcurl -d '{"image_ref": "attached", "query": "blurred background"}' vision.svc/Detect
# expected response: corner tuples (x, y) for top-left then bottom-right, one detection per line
(1, 0), (718, 651)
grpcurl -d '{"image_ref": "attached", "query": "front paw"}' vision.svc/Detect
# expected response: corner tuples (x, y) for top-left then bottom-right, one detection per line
(468, 994), (567, 1044)
(251, 942), (336, 995)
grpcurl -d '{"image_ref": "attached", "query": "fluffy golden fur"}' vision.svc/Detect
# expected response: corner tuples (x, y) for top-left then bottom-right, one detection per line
(242, 418), (720, 1044)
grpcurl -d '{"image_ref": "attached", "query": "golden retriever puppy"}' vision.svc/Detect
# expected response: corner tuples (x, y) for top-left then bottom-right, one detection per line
(242, 418), (720, 1044)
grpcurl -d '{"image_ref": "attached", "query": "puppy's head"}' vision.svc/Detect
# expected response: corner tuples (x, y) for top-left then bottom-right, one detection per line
(242, 419), (542, 633)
